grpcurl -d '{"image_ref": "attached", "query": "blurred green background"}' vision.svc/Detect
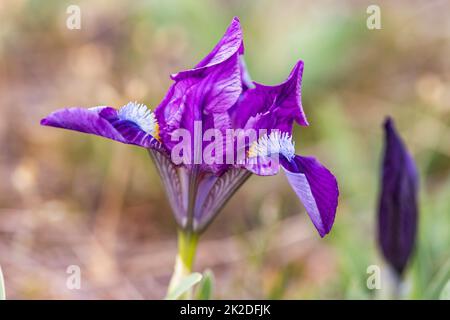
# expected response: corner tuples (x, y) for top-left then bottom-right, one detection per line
(0, 0), (449, 299)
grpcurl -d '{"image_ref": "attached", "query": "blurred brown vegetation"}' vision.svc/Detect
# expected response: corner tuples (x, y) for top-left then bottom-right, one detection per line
(0, 0), (449, 299)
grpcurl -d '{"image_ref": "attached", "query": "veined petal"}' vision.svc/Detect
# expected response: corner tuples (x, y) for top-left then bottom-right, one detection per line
(41, 107), (127, 143)
(148, 149), (186, 227)
(41, 102), (160, 149)
(242, 132), (338, 237)
(172, 17), (244, 80)
(281, 155), (339, 237)
(155, 18), (244, 154)
(193, 168), (251, 232)
(239, 55), (254, 90)
(229, 60), (308, 133)
(99, 104), (160, 148)
(149, 148), (251, 232)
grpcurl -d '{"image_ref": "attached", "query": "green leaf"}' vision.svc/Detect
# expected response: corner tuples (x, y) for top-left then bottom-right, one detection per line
(165, 272), (202, 300)
(196, 269), (214, 300)
(439, 280), (450, 300)
(0, 265), (5, 300)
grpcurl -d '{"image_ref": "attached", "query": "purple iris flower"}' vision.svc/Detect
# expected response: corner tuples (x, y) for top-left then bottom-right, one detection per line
(378, 117), (418, 275)
(41, 17), (339, 237)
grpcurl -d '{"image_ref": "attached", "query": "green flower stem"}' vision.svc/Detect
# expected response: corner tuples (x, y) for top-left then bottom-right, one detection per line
(167, 230), (199, 299)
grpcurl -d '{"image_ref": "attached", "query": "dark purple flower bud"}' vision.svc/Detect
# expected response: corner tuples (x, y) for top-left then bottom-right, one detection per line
(378, 117), (418, 276)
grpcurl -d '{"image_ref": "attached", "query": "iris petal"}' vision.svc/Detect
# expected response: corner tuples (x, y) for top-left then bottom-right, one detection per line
(172, 17), (244, 79)
(155, 17), (245, 165)
(41, 105), (159, 148)
(149, 148), (251, 232)
(193, 168), (251, 231)
(41, 107), (127, 143)
(99, 106), (159, 148)
(230, 60), (308, 133)
(281, 155), (339, 237)
(148, 149), (186, 226)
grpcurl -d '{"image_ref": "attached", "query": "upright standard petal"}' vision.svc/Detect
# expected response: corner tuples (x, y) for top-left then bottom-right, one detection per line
(41, 102), (160, 149)
(175, 17), (244, 78)
(155, 17), (245, 170)
(229, 60), (308, 133)
(378, 117), (418, 275)
(281, 155), (339, 237)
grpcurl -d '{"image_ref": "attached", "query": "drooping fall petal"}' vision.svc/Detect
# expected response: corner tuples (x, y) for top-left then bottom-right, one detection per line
(281, 155), (339, 237)
(41, 103), (160, 148)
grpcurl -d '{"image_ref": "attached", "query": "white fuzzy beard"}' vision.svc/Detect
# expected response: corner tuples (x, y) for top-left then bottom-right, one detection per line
(118, 101), (158, 136)
(249, 131), (295, 161)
